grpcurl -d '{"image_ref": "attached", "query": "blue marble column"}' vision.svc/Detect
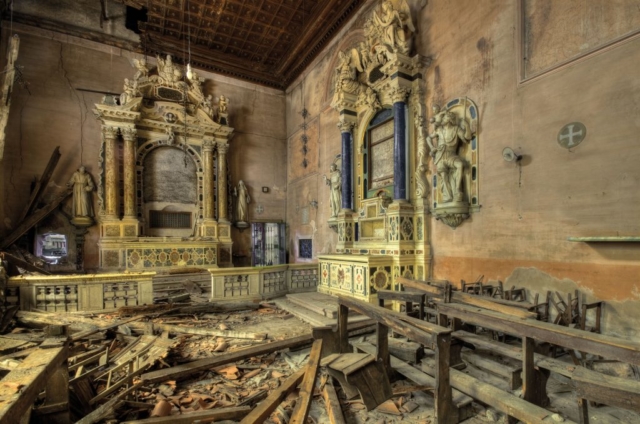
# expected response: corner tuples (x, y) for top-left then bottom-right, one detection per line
(393, 101), (407, 200)
(341, 130), (353, 210)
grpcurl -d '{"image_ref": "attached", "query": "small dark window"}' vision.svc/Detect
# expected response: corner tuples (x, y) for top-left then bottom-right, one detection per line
(149, 210), (191, 228)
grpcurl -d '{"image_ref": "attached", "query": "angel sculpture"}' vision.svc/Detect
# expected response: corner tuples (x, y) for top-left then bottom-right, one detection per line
(132, 57), (149, 81)
(334, 49), (366, 97)
(120, 78), (139, 105)
(201, 95), (215, 118)
(188, 70), (204, 99)
(372, 0), (415, 55)
(218, 95), (228, 114)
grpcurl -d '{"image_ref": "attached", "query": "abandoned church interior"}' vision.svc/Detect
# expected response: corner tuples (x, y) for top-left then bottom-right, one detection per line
(0, 0), (638, 422)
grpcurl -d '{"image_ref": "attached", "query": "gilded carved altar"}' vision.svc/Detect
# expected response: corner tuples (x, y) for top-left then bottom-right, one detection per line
(322, 0), (481, 301)
(93, 56), (234, 270)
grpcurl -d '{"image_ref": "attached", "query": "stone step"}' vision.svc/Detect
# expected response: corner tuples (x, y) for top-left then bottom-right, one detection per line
(286, 292), (361, 318)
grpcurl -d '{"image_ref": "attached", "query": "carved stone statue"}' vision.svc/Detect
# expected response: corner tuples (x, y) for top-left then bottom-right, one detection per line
(324, 164), (342, 218)
(201, 95), (214, 118)
(132, 57), (149, 81)
(371, 0), (415, 55)
(218, 95), (228, 114)
(156, 54), (182, 85)
(120, 78), (139, 105)
(236, 180), (250, 223)
(334, 50), (365, 97)
(67, 166), (95, 226)
(427, 111), (472, 203)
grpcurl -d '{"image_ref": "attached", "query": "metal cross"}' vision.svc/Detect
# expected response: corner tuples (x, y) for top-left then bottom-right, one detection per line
(256, 204), (264, 214)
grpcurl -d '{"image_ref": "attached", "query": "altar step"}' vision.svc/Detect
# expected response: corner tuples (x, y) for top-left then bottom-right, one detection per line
(274, 293), (369, 327)
(285, 292), (361, 318)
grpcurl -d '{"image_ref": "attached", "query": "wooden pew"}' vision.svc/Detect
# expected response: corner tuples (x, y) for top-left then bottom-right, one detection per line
(437, 302), (640, 421)
(335, 296), (458, 424)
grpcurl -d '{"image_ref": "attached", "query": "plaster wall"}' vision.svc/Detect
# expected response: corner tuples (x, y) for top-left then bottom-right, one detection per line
(284, 0), (640, 337)
(0, 24), (287, 269)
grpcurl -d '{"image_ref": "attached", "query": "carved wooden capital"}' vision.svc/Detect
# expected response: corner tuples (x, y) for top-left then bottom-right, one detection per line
(216, 143), (229, 155)
(390, 87), (410, 104)
(121, 127), (137, 140)
(337, 121), (355, 134)
(102, 126), (119, 139)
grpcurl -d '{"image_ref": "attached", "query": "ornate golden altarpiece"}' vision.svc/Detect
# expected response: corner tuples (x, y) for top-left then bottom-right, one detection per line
(94, 57), (233, 271)
(319, 0), (479, 302)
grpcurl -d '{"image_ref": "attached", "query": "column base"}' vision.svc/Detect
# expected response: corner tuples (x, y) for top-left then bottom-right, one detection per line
(99, 216), (140, 239)
(198, 219), (219, 239)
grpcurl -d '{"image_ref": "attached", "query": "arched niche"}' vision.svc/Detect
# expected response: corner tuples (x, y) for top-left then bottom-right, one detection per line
(140, 145), (200, 237)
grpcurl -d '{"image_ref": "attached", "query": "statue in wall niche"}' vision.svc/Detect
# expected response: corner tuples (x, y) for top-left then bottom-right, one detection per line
(371, 0), (415, 55)
(235, 180), (250, 224)
(67, 166), (95, 227)
(132, 57), (149, 81)
(427, 110), (473, 203)
(324, 164), (342, 218)
(120, 78), (140, 105)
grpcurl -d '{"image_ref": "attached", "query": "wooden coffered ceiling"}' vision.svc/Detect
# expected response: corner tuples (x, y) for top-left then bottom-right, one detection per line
(118, 0), (367, 89)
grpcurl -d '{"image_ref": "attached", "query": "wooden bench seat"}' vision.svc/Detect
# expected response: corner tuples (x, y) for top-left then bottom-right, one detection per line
(322, 352), (391, 411)
(461, 351), (523, 390)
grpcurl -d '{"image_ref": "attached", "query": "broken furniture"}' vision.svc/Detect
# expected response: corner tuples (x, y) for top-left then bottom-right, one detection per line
(315, 295), (458, 424)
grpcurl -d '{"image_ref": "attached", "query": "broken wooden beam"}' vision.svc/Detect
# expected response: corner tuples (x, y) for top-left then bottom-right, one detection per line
(70, 315), (146, 342)
(239, 368), (305, 424)
(18, 146), (61, 223)
(290, 339), (323, 424)
(142, 334), (313, 384)
(129, 321), (266, 340)
(0, 344), (68, 424)
(0, 188), (72, 250)
(322, 376), (346, 424)
(120, 405), (251, 423)
(0, 250), (51, 275)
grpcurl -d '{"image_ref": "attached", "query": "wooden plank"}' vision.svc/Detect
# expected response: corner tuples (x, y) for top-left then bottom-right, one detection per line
(0, 346), (67, 423)
(70, 316), (145, 341)
(338, 304), (349, 353)
(439, 303), (640, 366)
(434, 332), (455, 424)
(573, 366), (640, 413)
(18, 146), (61, 222)
(322, 376), (346, 424)
(129, 322), (267, 340)
(75, 381), (143, 424)
(338, 296), (449, 347)
(421, 357), (574, 424)
(354, 342), (473, 409)
(396, 276), (444, 297)
(290, 339), (323, 424)
(0, 188), (72, 249)
(461, 352), (522, 390)
(142, 334), (313, 384)
(377, 289), (425, 304)
(522, 336), (535, 403)
(120, 406), (251, 423)
(239, 368), (305, 424)
(0, 251), (51, 275)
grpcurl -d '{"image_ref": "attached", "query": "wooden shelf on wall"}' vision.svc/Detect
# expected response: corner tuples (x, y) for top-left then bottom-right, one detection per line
(567, 236), (640, 242)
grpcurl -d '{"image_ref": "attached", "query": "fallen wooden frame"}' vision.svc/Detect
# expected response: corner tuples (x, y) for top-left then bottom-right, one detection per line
(289, 339), (323, 424)
(120, 405), (252, 424)
(335, 295), (457, 424)
(239, 368), (305, 423)
(0, 343), (68, 424)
